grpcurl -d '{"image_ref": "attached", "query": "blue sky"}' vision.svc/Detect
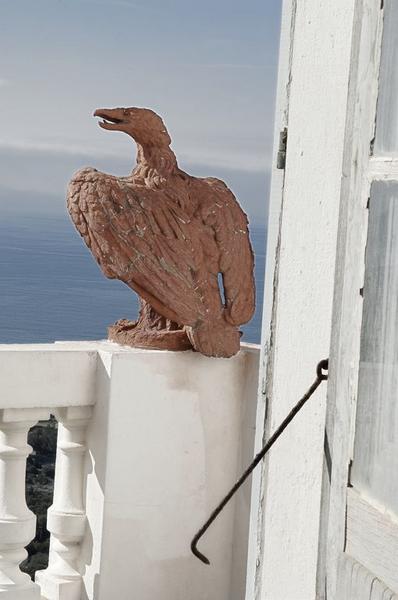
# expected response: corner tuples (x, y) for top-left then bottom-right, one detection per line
(0, 0), (281, 225)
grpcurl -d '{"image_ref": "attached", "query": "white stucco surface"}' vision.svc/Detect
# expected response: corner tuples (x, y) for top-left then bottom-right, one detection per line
(0, 345), (97, 408)
(81, 343), (259, 600)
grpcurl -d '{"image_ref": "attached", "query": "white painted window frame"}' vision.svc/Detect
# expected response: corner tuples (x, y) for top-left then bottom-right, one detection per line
(246, 0), (398, 598)
(321, 0), (398, 598)
(246, 0), (359, 598)
(345, 489), (398, 594)
(244, 0), (295, 595)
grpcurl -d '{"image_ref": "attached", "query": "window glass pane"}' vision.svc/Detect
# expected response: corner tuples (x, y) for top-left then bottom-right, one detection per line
(351, 181), (398, 515)
(375, 0), (398, 154)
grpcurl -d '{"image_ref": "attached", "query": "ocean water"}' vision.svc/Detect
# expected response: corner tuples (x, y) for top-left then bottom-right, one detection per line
(0, 210), (265, 345)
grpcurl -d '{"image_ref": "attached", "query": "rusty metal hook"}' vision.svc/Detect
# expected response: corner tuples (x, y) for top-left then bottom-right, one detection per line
(190, 358), (329, 565)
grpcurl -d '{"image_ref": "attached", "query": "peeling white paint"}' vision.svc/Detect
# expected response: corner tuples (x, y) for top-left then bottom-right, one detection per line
(249, 0), (358, 598)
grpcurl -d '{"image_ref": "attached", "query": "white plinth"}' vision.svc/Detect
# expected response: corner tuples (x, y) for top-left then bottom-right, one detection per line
(78, 344), (259, 600)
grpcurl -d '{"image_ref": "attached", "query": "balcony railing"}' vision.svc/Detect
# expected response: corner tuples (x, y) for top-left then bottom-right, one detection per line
(0, 341), (259, 600)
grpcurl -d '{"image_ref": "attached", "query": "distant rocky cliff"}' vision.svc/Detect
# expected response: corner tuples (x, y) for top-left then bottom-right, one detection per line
(22, 418), (57, 578)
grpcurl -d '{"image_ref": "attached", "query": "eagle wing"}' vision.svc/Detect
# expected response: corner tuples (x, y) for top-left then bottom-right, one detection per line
(67, 168), (205, 325)
(202, 178), (255, 326)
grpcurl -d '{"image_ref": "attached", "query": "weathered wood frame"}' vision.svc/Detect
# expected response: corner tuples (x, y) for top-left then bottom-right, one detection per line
(320, 0), (398, 597)
(244, 0), (295, 596)
(345, 489), (398, 593)
(246, 0), (359, 598)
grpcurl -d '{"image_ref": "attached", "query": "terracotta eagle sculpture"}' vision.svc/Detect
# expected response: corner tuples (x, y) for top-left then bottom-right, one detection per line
(67, 107), (255, 358)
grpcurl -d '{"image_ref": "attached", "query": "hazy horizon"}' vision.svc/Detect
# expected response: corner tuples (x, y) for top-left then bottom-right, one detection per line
(0, 0), (281, 225)
(0, 0), (282, 344)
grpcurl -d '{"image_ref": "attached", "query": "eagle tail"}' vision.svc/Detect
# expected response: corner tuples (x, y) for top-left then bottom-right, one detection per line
(186, 319), (241, 358)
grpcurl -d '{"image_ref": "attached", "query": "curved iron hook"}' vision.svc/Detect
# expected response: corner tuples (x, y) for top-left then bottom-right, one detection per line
(191, 358), (329, 565)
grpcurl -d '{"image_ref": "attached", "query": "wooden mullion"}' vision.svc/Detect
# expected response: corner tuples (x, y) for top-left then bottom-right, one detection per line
(369, 157), (398, 180)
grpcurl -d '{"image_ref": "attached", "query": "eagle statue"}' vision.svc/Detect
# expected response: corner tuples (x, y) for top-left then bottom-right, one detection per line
(67, 107), (255, 358)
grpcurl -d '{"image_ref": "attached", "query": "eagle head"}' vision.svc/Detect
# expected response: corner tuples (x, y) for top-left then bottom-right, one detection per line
(94, 106), (171, 147)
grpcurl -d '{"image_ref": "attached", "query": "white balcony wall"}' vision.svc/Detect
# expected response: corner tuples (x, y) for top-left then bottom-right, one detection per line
(0, 341), (259, 600)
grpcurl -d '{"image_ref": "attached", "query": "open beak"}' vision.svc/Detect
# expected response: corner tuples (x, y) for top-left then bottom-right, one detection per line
(94, 108), (125, 130)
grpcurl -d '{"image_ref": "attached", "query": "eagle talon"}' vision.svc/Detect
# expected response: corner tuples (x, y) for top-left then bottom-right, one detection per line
(108, 316), (193, 352)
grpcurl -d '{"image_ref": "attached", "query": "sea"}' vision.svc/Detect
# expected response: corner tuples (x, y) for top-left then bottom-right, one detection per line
(0, 209), (266, 345)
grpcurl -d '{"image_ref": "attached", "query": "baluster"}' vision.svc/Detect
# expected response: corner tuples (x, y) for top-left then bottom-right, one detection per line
(36, 405), (92, 600)
(0, 408), (49, 599)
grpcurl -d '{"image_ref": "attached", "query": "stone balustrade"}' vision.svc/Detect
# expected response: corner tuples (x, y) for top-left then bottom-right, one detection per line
(36, 406), (93, 600)
(0, 341), (259, 600)
(0, 408), (48, 599)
